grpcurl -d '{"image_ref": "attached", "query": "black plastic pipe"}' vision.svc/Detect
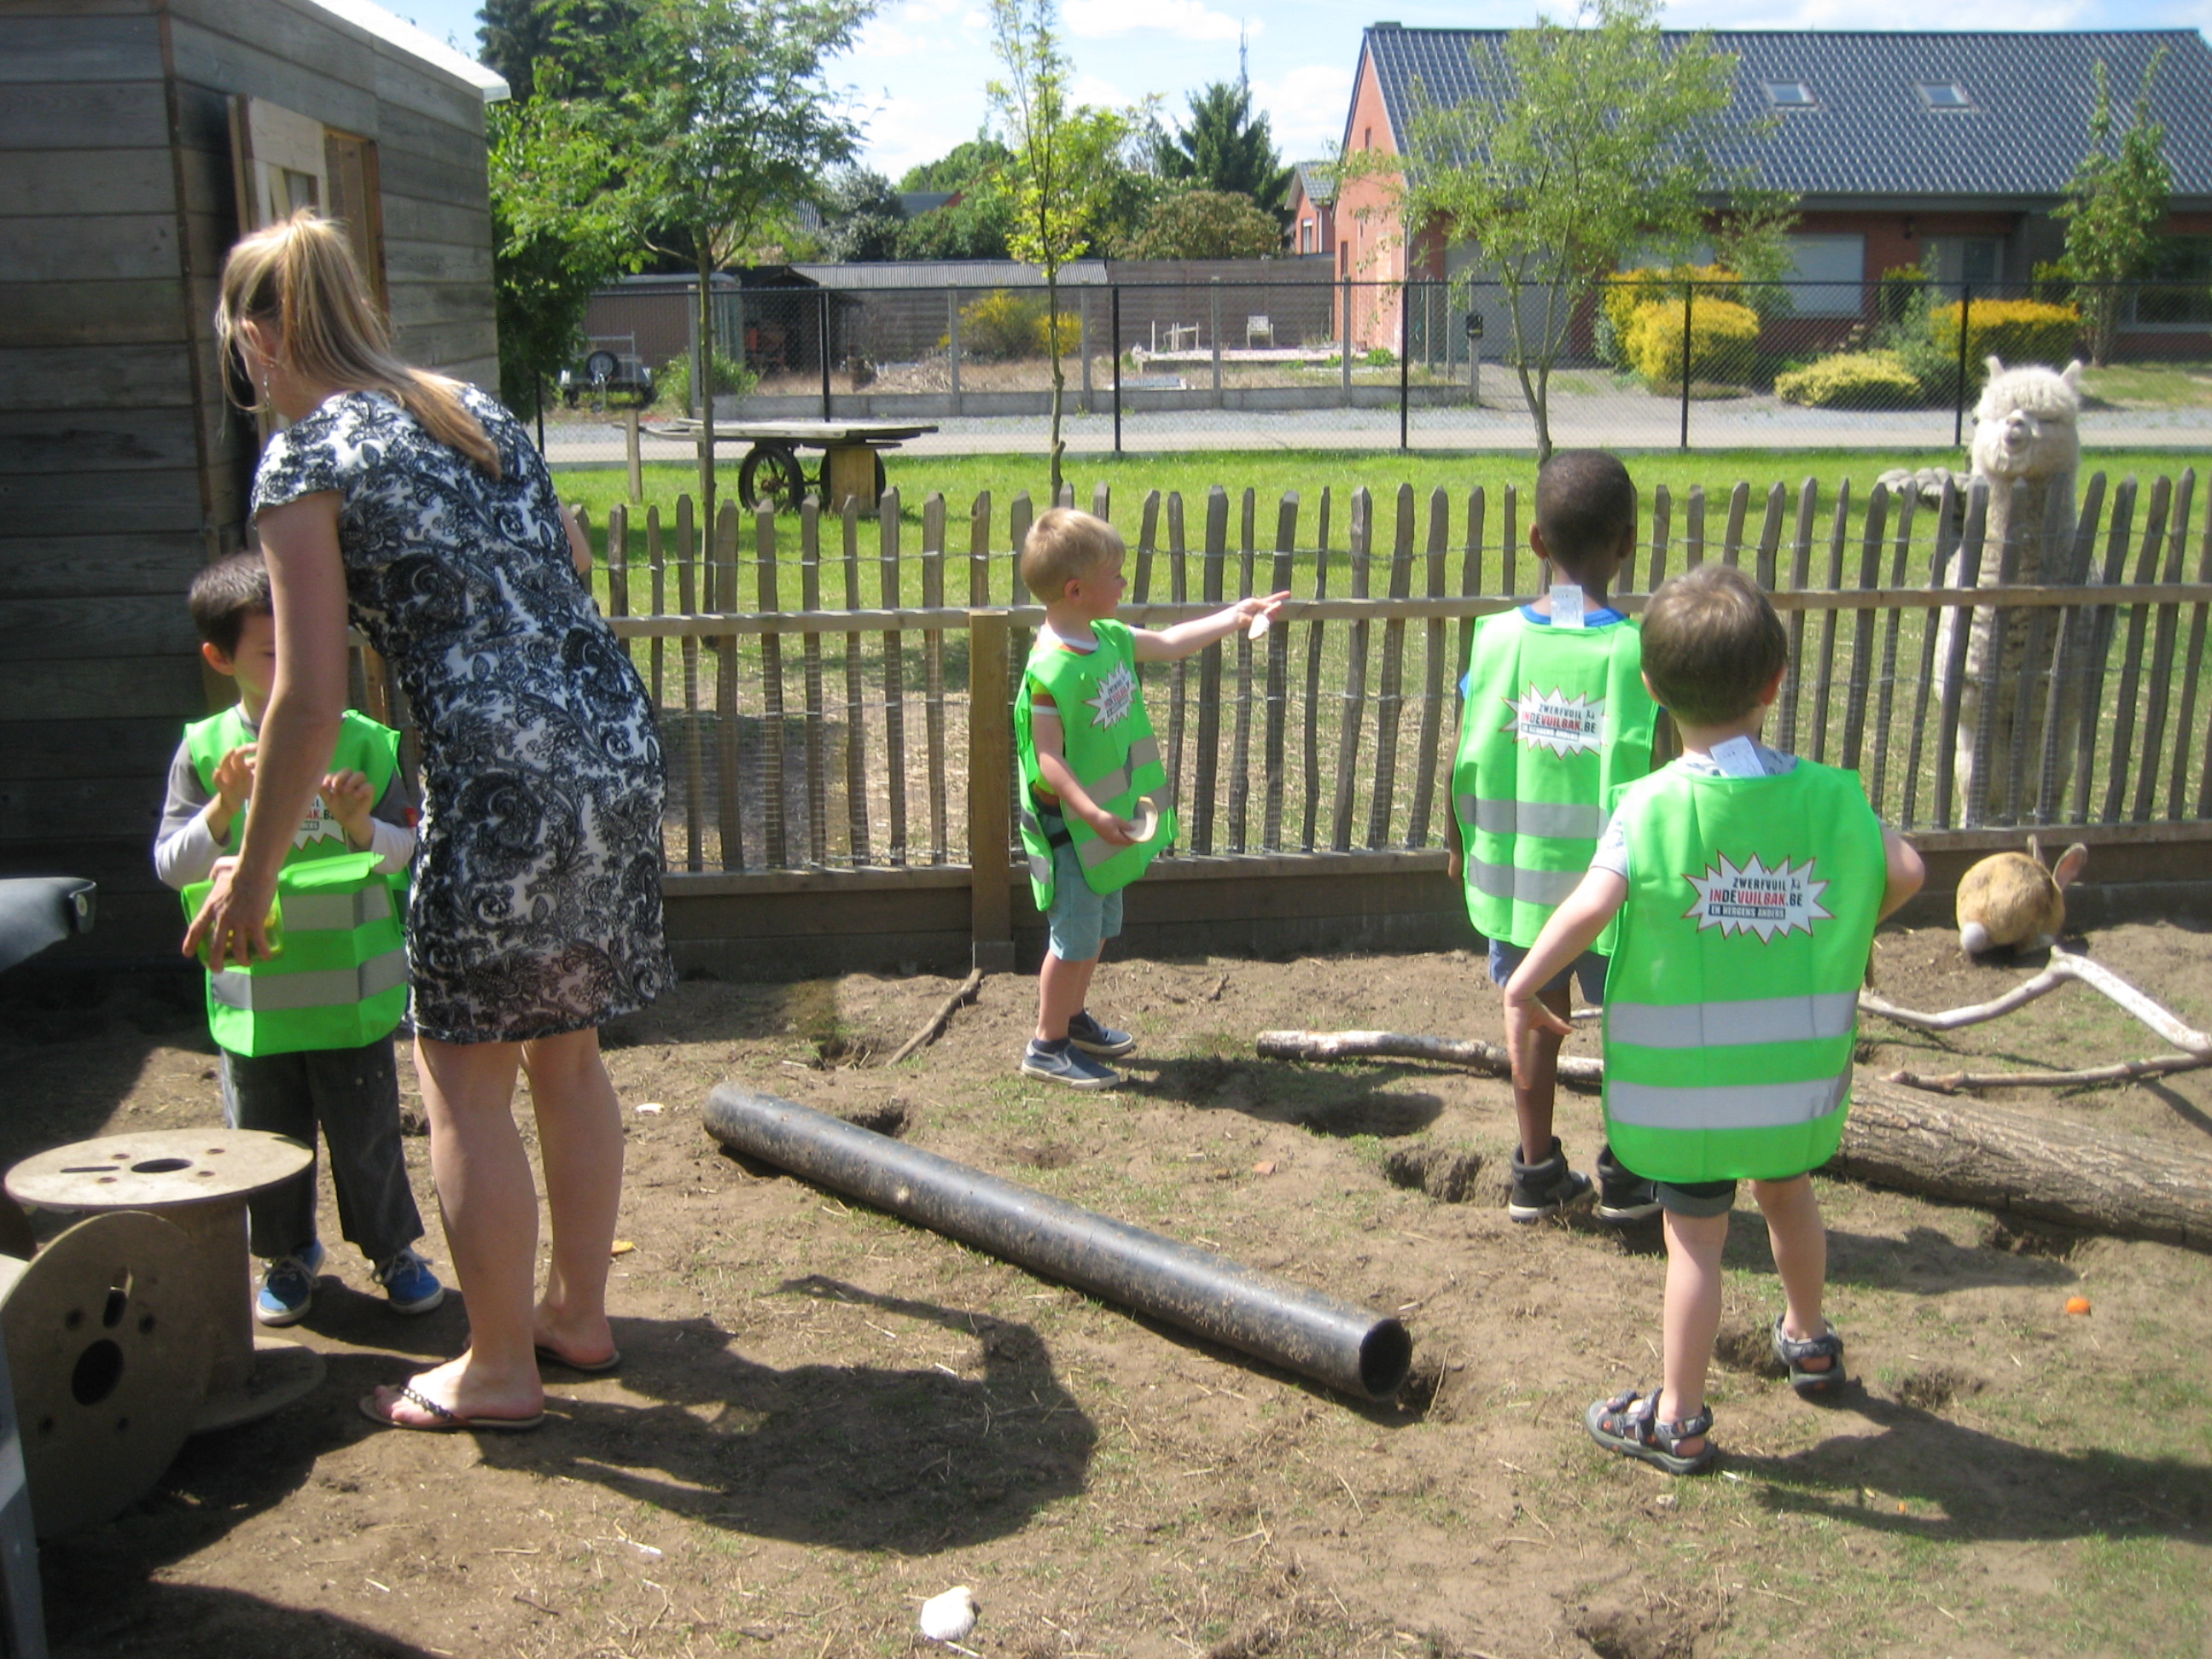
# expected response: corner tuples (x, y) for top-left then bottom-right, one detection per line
(703, 1086), (1412, 1400)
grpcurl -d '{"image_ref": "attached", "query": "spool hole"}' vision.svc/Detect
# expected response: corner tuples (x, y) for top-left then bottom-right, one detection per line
(104, 1269), (133, 1328)
(130, 1158), (192, 1174)
(138, 1313), (156, 1336)
(63, 1307), (81, 1330)
(72, 1340), (124, 1406)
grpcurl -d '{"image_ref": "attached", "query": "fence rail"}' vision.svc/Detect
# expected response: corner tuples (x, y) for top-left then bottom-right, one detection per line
(550, 469), (2209, 950)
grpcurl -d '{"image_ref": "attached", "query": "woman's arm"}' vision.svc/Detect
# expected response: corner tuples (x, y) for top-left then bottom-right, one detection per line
(182, 492), (351, 969)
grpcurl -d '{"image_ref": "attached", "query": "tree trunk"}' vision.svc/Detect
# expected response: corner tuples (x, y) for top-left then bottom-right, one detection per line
(1254, 1029), (2212, 1250)
(1045, 268), (1065, 499)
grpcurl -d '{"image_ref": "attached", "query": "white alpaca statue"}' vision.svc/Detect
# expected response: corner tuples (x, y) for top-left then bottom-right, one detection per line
(1925, 357), (2085, 822)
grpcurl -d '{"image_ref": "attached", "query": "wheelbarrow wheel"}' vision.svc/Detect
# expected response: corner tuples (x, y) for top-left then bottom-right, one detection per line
(739, 444), (806, 513)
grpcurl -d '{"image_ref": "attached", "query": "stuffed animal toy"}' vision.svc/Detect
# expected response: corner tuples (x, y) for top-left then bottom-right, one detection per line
(1955, 835), (2087, 955)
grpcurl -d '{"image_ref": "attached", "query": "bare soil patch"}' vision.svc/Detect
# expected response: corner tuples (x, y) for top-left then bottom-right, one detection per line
(7, 917), (2210, 1657)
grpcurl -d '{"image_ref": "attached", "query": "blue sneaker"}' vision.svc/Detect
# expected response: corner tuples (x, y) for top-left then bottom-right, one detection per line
(1020, 1039), (1122, 1091)
(1066, 1010), (1136, 1057)
(376, 1246), (445, 1316)
(255, 1239), (324, 1327)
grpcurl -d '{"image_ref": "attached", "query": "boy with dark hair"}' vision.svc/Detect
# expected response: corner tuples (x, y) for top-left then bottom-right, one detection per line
(1505, 563), (1924, 1474)
(1450, 449), (1660, 1221)
(1014, 509), (1285, 1088)
(155, 552), (442, 1326)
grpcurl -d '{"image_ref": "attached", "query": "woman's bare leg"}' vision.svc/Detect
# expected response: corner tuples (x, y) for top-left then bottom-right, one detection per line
(522, 1027), (624, 1365)
(365, 1034), (544, 1425)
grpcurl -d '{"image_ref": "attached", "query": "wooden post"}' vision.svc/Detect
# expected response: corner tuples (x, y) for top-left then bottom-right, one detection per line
(923, 493), (949, 864)
(1261, 490), (1297, 851)
(716, 501), (744, 870)
(800, 500), (827, 866)
(2101, 477), (2172, 824)
(1366, 484), (1415, 848)
(753, 502), (783, 867)
(625, 407), (643, 504)
(1408, 486), (1449, 848)
(968, 608), (1015, 973)
(1191, 486), (1227, 853)
(1226, 487), (1255, 853)
(676, 497), (702, 870)
(1330, 488), (1373, 852)
(880, 488), (908, 864)
(841, 498), (870, 863)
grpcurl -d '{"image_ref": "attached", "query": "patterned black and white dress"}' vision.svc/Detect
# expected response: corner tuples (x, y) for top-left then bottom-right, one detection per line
(253, 385), (673, 1044)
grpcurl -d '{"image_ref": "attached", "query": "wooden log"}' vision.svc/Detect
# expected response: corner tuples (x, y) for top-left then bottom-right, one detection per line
(1254, 1029), (2212, 1249)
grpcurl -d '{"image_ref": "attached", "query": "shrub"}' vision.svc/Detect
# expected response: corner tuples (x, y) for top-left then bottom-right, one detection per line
(1621, 294), (1761, 387)
(656, 350), (756, 411)
(1928, 299), (2081, 374)
(953, 289), (1050, 360)
(1774, 351), (1926, 409)
(1365, 346), (1396, 368)
(1599, 264), (1745, 367)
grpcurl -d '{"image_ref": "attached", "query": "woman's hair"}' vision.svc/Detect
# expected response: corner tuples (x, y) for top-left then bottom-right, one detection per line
(217, 210), (499, 477)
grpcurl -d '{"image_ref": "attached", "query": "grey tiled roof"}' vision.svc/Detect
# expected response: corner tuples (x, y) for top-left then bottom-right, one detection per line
(1359, 27), (2212, 202)
(1293, 160), (1337, 205)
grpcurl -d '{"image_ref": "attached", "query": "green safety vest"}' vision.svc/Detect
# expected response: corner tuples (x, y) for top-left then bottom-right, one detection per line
(1601, 760), (1889, 1184)
(182, 707), (410, 1057)
(1452, 610), (1656, 952)
(1014, 619), (1175, 910)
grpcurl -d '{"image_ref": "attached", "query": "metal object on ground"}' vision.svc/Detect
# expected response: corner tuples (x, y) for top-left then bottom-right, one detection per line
(7, 1129), (323, 1434)
(0, 1212), (204, 1541)
(703, 1087), (1412, 1400)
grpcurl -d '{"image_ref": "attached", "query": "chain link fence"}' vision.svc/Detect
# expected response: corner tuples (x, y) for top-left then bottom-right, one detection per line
(537, 275), (2212, 472)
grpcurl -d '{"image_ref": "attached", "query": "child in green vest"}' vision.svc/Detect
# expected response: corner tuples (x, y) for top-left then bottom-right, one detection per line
(1504, 564), (1924, 1474)
(1449, 451), (1661, 1222)
(1015, 509), (1285, 1088)
(154, 553), (442, 1327)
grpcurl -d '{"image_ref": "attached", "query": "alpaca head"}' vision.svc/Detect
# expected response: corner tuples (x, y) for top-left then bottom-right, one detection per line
(1970, 357), (2084, 482)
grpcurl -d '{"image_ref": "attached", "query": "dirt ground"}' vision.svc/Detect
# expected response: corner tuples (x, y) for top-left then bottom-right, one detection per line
(7, 915), (2210, 1659)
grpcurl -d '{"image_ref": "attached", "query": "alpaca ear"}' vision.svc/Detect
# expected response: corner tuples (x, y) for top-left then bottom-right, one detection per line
(2061, 359), (2084, 391)
(1986, 354), (2005, 379)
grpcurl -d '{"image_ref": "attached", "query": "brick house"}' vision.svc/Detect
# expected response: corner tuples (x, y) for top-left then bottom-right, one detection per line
(1334, 25), (2212, 355)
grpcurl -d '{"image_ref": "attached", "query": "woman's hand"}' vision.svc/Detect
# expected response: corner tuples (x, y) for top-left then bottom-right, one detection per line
(183, 856), (277, 971)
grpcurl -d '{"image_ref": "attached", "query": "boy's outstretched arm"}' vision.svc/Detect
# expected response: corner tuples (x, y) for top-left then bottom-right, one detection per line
(1877, 826), (1924, 922)
(1132, 591), (1289, 661)
(1031, 705), (1135, 848)
(1501, 867), (1627, 1086)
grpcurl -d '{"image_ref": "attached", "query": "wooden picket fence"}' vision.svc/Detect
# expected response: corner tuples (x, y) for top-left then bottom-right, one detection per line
(569, 469), (2211, 911)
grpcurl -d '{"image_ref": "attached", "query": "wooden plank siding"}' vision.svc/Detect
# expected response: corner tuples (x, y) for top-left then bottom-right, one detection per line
(0, 0), (500, 958)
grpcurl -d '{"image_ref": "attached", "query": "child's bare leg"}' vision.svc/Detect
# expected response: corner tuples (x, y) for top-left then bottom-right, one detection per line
(1751, 1174), (1831, 1371)
(1511, 981), (1573, 1163)
(1659, 1207), (1729, 1455)
(1035, 951), (1100, 1044)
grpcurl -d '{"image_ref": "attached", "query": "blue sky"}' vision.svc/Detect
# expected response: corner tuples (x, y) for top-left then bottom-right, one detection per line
(381, 0), (2211, 182)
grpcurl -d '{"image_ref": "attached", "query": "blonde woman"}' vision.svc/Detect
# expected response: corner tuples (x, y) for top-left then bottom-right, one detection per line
(194, 212), (672, 1431)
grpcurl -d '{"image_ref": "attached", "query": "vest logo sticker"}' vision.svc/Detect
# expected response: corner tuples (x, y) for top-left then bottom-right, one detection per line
(1086, 660), (1138, 729)
(1500, 686), (1603, 757)
(1682, 853), (1832, 941)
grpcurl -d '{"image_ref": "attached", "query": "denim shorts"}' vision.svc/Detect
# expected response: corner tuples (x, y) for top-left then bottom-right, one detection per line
(1044, 821), (1123, 962)
(1487, 937), (1608, 1004)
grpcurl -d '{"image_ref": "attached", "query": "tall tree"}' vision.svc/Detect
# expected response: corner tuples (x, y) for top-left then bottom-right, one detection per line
(1148, 80), (1293, 213)
(988, 0), (1129, 496)
(486, 89), (637, 413)
(1355, 0), (1769, 459)
(1127, 189), (1282, 260)
(2058, 51), (2171, 367)
(616, 0), (871, 523)
(476, 0), (643, 102)
(821, 167), (906, 262)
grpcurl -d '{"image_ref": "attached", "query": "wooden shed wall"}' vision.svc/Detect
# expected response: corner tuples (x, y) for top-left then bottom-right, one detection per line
(0, 0), (496, 960)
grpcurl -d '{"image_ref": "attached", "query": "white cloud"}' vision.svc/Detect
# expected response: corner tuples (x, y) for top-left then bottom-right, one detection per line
(1063, 0), (1252, 43)
(859, 90), (993, 178)
(1251, 62), (1354, 160)
(1072, 71), (1132, 110)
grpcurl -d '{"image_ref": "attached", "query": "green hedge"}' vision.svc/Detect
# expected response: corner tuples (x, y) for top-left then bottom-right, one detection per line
(1774, 351), (1926, 410)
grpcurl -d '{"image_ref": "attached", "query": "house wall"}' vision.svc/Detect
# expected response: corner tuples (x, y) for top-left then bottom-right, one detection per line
(1337, 49), (1404, 351)
(0, 0), (496, 962)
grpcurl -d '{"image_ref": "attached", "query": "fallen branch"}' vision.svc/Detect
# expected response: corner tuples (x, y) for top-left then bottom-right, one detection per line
(887, 969), (984, 1067)
(1859, 969), (2070, 1033)
(1860, 947), (2211, 1056)
(1254, 1028), (1603, 1085)
(1886, 1052), (2212, 1093)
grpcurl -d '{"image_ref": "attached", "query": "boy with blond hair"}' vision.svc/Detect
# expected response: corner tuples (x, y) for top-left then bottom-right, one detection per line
(1505, 564), (1923, 1473)
(1014, 509), (1284, 1088)
(1451, 450), (1660, 1221)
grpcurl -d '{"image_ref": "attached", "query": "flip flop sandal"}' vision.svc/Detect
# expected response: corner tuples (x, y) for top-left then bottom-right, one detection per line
(1586, 1388), (1715, 1476)
(1772, 1314), (1848, 1398)
(359, 1383), (545, 1434)
(534, 1342), (621, 1374)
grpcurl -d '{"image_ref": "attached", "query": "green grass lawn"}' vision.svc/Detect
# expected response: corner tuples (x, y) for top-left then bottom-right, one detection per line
(2080, 361), (2212, 410)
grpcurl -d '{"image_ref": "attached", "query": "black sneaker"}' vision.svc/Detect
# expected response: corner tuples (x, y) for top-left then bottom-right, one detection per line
(1594, 1144), (1662, 1223)
(1066, 1010), (1136, 1057)
(1020, 1039), (1122, 1091)
(1508, 1137), (1593, 1223)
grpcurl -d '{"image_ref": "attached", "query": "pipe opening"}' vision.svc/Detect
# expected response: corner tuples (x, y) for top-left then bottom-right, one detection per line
(1359, 1319), (1413, 1400)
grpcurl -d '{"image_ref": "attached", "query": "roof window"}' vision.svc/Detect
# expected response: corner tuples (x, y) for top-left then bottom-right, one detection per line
(1762, 81), (1816, 108)
(1915, 81), (1975, 110)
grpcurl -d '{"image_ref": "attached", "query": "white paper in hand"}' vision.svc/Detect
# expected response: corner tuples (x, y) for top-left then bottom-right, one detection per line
(1247, 611), (1272, 640)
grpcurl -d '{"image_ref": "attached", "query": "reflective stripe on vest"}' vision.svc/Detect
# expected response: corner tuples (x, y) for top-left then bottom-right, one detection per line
(1607, 990), (1858, 1050)
(209, 948), (409, 1012)
(1452, 611), (1655, 951)
(1072, 736), (1161, 815)
(1606, 1074), (1850, 1132)
(279, 882), (395, 934)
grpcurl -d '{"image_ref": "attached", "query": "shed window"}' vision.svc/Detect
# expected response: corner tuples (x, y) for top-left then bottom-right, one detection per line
(1915, 81), (1974, 110)
(1763, 81), (1816, 108)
